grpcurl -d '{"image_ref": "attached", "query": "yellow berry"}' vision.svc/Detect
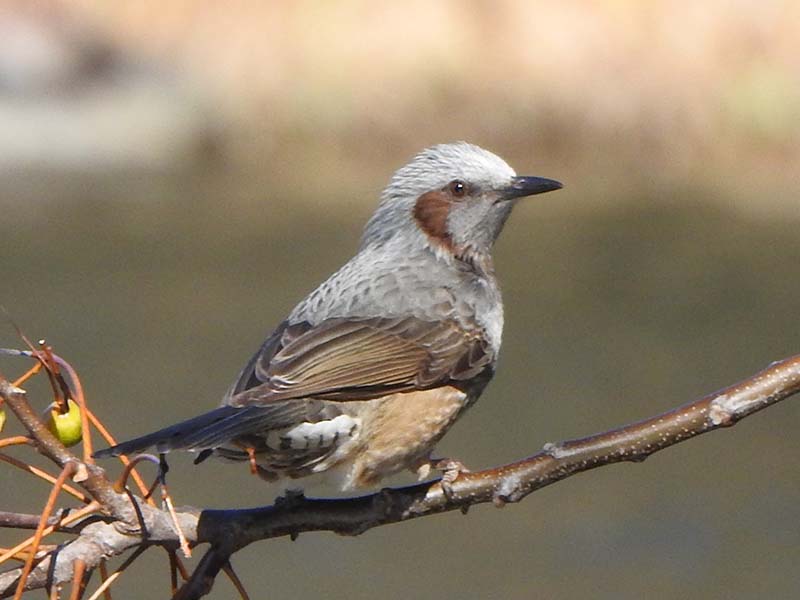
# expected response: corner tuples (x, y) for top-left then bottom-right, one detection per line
(0, 407), (6, 433)
(46, 399), (83, 447)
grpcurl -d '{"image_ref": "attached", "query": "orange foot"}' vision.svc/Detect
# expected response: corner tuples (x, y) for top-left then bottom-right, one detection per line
(246, 446), (258, 475)
(243, 447), (279, 482)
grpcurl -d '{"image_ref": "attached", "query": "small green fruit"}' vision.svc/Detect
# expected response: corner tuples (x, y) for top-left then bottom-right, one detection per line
(46, 399), (83, 447)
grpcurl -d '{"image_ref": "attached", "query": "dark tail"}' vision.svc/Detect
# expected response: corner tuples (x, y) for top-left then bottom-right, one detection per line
(92, 404), (304, 459)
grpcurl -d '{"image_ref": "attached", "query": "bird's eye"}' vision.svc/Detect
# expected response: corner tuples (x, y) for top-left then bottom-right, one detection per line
(447, 180), (467, 198)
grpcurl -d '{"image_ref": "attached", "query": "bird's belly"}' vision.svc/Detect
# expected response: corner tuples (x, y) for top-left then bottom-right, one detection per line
(240, 387), (470, 491)
(334, 386), (468, 489)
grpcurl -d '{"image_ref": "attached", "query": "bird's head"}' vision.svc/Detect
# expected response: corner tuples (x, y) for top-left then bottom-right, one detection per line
(361, 142), (562, 263)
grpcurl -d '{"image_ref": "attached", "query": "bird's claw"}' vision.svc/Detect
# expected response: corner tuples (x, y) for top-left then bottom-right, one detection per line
(430, 458), (469, 502)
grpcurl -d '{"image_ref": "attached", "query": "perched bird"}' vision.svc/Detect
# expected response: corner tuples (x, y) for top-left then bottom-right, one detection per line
(94, 142), (562, 491)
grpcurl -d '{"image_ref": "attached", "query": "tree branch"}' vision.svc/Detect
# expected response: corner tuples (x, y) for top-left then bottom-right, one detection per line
(0, 512), (71, 532)
(2, 355), (800, 599)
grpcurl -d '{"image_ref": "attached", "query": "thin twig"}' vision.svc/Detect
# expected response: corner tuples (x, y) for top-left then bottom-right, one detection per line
(0, 453), (91, 503)
(0, 503), (100, 569)
(69, 559), (87, 600)
(0, 437), (33, 450)
(11, 363), (41, 388)
(112, 454), (160, 495)
(97, 561), (111, 600)
(168, 551), (180, 595)
(161, 484), (191, 558)
(13, 462), (78, 599)
(85, 547), (147, 600)
(221, 563), (251, 600)
(38, 342), (69, 414)
(0, 549), (28, 563)
(167, 548), (190, 596)
(173, 546), (230, 600)
(84, 407), (152, 503)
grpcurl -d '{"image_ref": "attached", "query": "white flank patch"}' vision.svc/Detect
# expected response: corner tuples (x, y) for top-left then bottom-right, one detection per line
(283, 414), (358, 450)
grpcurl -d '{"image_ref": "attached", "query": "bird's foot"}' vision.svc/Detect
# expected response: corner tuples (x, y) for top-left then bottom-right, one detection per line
(243, 447), (279, 482)
(434, 457), (469, 483)
(414, 457), (470, 480)
(246, 446), (258, 475)
(417, 457), (470, 502)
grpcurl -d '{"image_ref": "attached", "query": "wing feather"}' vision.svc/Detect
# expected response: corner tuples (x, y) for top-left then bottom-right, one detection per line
(226, 316), (493, 407)
(95, 315), (495, 459)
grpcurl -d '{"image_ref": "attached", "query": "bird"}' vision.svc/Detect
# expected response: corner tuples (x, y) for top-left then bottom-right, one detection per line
(94, 142), (562, 491)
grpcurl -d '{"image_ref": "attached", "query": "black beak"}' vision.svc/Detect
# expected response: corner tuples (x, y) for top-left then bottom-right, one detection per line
(502, 175), (563, 200)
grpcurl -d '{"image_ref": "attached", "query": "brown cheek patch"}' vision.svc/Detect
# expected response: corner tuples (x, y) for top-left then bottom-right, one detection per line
(413, 190), (454, 250)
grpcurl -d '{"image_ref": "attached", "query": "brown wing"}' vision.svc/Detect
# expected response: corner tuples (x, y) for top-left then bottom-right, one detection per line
(225, 316), (493, 407)
(94, 316), (493, 459)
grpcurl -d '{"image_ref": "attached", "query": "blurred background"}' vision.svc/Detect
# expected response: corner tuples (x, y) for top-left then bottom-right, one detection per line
(1, 1), (799, 598)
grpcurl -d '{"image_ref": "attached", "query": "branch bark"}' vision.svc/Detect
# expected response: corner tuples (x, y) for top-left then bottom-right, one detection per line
(0, 511), (72, 531)
(2, 355), (800, 599)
